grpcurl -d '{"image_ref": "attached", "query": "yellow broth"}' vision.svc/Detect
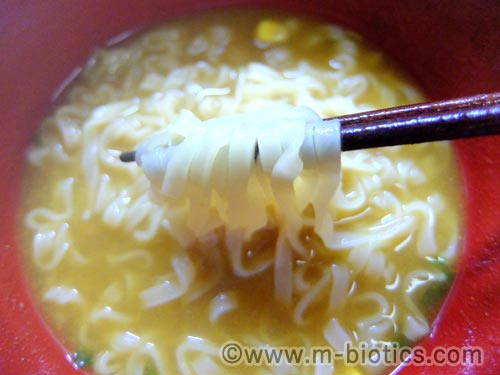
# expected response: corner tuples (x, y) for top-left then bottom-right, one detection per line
(19, 9), (462, 375)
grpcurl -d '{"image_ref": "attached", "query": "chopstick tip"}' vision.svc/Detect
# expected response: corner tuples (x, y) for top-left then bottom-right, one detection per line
(119, 151), (136, 163)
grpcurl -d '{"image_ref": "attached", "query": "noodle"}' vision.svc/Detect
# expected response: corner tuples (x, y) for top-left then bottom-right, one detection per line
(19, 9), (462, 375)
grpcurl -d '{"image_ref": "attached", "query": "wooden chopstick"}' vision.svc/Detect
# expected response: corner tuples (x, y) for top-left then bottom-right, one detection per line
(119, 92), (500, 162)
(338, 92), (500, 151)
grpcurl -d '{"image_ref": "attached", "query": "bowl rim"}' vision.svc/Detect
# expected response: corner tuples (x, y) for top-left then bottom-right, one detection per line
(1, 1), (499, 374)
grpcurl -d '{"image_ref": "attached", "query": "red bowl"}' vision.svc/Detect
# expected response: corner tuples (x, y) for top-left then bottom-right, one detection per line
(1, 1), (499, 374)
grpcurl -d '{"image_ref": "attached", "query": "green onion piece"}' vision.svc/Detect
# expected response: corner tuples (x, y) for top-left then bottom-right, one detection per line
(419, 256), (455, 316)
(73, 349), (93, 368)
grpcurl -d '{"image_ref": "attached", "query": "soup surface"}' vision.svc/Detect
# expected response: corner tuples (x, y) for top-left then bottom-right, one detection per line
(20, 9), (462, 375)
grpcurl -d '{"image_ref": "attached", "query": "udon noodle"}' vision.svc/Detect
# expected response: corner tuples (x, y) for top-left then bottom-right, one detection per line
(20, 9), (462, 375)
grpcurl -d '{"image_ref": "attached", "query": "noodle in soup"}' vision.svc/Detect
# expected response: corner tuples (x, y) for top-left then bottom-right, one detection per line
(20, 9), (462, 375)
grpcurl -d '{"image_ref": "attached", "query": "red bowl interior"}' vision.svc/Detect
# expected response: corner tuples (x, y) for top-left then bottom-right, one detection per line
(1, 1), (499, 374)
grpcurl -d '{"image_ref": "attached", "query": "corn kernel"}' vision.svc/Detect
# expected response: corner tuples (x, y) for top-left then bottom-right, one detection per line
(255, 19), (289, 44)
